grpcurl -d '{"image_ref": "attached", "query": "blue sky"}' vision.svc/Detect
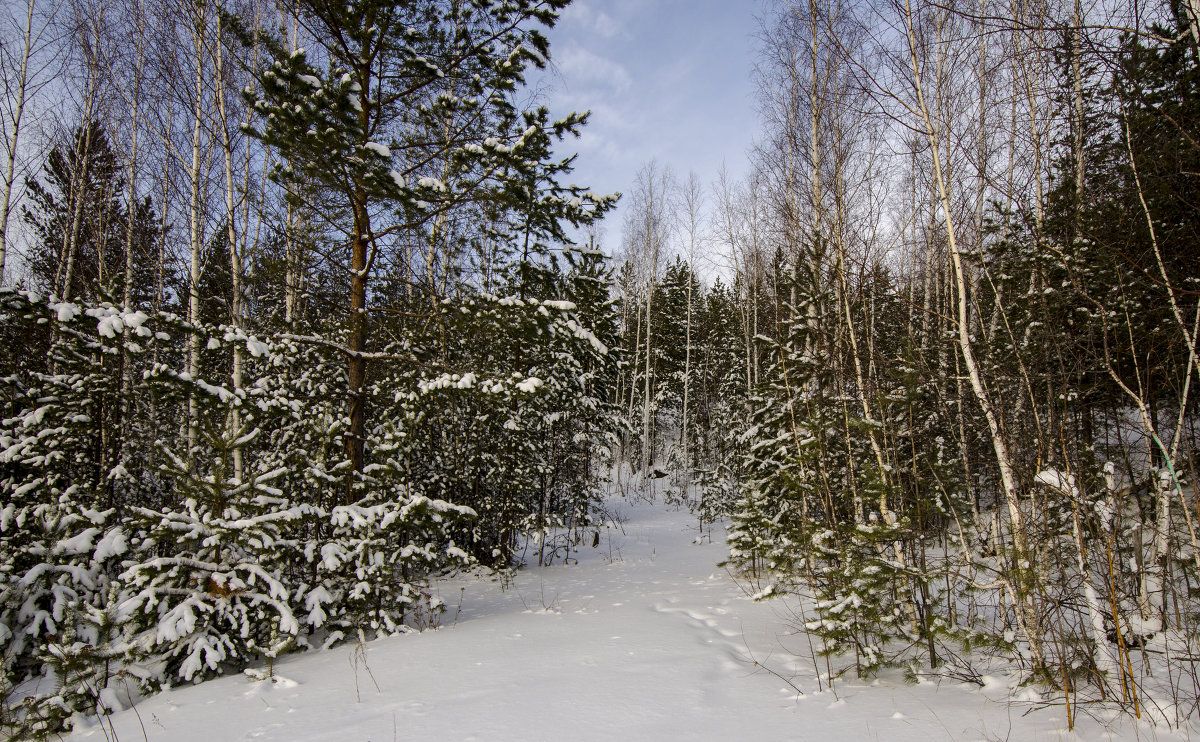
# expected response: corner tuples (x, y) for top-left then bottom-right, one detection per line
(533, 0), (763, 255)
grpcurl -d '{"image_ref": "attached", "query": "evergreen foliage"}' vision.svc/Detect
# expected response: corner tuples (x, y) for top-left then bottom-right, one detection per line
(0, 2), (621, 737)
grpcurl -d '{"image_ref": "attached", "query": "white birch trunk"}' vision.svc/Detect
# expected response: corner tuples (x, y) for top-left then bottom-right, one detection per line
(186, 4), (208, 457)
(215, 10), (244, 482)
(0, 0), (38, 283)
(681, 173), (701, 486)
(641, 197), (655, 474)
(902, 0), (1044, 669)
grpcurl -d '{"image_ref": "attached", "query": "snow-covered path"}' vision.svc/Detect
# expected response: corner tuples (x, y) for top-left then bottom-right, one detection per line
(70, 498), (1179, 741)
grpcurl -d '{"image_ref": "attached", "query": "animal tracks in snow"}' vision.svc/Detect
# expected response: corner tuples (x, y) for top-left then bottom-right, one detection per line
(652, 601), (744, 641)
(66, 497), (1165, 742)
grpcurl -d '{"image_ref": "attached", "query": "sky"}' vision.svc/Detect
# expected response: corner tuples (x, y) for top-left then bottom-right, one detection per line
(531, 0), (764, 259)
(0, 0), (762, 283)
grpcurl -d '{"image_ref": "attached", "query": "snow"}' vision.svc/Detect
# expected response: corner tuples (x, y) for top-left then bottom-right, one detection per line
(304, 586), (332, 628)
(363, 141), (391, 158)
(515, 376), (542, 393)
(52, 527), (100, 555)
(52, 301), (80, 322)
(93, 527), (128, 561)
(1035, 468), (1076, 493)
(246, 337), (269, 357)
(417, 176), (447, 192)
(96, 313), (124, 338)
(65, 497), (1182, 742)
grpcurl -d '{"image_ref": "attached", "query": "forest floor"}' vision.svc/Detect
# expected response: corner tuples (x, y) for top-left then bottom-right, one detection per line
(67, 491), (1194, 742)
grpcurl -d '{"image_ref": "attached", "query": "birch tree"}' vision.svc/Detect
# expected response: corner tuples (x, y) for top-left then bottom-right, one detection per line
(0, 0), (62, 283)
(620, 161), (672, 475)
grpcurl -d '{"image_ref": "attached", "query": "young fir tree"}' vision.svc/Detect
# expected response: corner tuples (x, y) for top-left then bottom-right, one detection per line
(563, 240), (623, 495)
(116, 326), (305, 686)
(22, 122), (159, 306)
(690, 277), (747, 526)
(0, 290), (144, 734)
(726, 243), (835, 581)
(652, 256), (701, 476)
(724, 241), (919, 676)
(386, 290), (613, 569)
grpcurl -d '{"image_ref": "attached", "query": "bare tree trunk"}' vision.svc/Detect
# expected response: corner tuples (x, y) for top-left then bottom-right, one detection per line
(122, 117), (140, 309)
(1015, 0), (1047, 235)
(116, 0), (147, 509)
(0, 0), (39, 282)
(60, 0), (112, 300)
(347, 216), (368, 498)
(680, 172), (702, 485)
(641, 203), (655, 474)
(626, 293), (643, 460)
(281, 14), (302, 330)
(57, 114), (96, 300)
(344, 53), (377, 501)
(902, 0), (1045, 669)
(186, 1), (209, 457)
(214, 9), (244, 481)
(714, 168), (755, 402)
(1071, 0), (1085, 226)
(1116, 107), (1200, 619)
(153, 116), (171, 319)
(1185, 0), (1200, 57)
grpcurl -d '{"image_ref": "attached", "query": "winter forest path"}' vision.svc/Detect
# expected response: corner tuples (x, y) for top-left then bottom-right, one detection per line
(71, 496), (1165, 741)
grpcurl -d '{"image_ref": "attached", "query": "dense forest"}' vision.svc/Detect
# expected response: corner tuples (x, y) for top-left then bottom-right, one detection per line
(1, 0), (1198, 737)
(615, 0), (1200, 727)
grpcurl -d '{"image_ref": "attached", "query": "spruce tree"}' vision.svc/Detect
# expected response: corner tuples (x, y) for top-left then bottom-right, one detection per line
(22, 122), (159, 306)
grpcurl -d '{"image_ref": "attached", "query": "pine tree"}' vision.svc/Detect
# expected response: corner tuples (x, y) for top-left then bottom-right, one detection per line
(242, 0), (603, 489)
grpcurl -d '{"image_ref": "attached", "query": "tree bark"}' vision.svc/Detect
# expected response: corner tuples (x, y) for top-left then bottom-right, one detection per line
(903, 0), (1045, 669)
(0, 0), (39, 283)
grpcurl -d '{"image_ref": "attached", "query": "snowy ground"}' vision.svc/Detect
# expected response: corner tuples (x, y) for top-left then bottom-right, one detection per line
(68, 496), (1193, 742)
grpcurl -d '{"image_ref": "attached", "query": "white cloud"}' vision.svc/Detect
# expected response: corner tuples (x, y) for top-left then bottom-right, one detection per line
(554, 45), (632, 95)
(539, 0), (761, 261)
(559, 1), (627, 39)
